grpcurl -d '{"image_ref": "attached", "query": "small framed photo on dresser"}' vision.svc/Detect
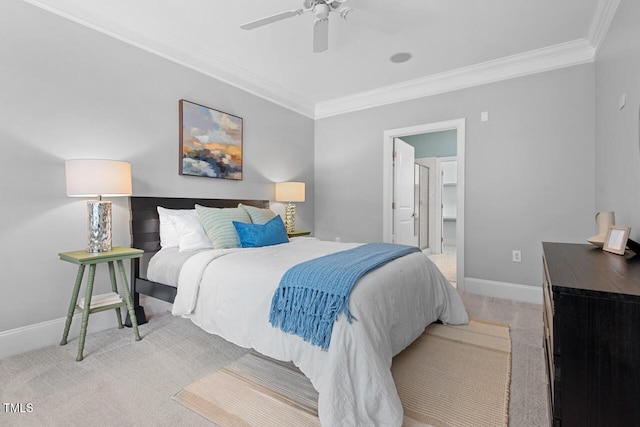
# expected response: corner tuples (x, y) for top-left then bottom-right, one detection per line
(603, 226), (631, 255)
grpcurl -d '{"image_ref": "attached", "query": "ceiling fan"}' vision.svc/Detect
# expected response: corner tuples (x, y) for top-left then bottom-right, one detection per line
(240, 0), (381, 53)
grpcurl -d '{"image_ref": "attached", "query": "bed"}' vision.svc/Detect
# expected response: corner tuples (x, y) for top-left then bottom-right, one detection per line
(129, 196), (468, 426)
(129, 196), (271, 317)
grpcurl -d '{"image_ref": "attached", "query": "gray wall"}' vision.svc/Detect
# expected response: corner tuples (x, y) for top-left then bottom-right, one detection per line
(595, 0), (640, 240)
(0, 1), (314, 332)
(5, 0), (634, 338)
(315, 64), (596, 288)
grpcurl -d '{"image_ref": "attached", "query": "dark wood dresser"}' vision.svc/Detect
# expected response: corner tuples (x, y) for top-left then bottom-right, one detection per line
(542, 242), (640, 427)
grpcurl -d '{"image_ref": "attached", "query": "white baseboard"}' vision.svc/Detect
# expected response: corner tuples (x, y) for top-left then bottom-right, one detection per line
(0, 310), (120, 359)
(0, 296), (173, 360)
(464, 277), (543, 305)
(1, 282), (537, 359)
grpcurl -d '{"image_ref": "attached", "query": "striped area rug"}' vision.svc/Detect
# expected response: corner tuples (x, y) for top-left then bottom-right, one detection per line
(173, 319), (511, 427)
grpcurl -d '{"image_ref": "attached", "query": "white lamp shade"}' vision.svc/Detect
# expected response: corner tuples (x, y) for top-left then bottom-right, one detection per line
(65, 159), (132, 197)
(275, 182), (305, 202)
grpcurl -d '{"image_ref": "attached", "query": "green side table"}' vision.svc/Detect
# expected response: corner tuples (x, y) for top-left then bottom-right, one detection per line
(287, 230), (311, 238)
(58, 246), (143, 361)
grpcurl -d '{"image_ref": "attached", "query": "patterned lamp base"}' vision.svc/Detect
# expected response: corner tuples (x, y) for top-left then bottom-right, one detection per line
(87, 201), (112, 253)
(284, 202), (296, 233)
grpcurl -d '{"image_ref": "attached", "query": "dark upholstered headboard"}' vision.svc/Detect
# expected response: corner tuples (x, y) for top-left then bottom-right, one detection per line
(129, 196), (270, 253)
(127, 196), (270, 323)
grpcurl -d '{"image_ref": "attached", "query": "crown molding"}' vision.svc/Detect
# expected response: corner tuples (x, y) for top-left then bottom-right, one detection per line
(21, 0), (317, 118)
(314, 39), (596, 119)
(23, 0), (618, 121)
(587, 0), (620, 55)
(314, 0), (619, 119)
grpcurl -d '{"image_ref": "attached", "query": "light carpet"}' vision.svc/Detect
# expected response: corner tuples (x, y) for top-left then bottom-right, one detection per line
(174, 318), (511, 427)
(427, 249), (457, 284)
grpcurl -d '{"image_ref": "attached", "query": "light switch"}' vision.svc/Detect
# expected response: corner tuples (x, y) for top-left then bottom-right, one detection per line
(481, 111), (489, 122)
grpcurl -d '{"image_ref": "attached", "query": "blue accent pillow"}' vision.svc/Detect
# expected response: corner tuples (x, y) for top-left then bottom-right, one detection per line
(233, 215), (290, 248)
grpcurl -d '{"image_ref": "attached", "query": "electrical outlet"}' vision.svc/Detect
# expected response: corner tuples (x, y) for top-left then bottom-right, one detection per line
(512, 250), (521, 262)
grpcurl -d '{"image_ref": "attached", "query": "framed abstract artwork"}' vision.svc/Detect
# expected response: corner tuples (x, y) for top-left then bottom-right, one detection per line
(179, 99), (243, 180)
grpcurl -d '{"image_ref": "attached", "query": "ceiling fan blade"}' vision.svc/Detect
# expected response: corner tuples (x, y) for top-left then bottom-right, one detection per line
(313, 18), (329, 52)
(240, 9), (304, 30)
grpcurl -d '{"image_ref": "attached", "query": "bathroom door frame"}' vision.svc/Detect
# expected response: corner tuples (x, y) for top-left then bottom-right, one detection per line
(382, 118), (466, 291)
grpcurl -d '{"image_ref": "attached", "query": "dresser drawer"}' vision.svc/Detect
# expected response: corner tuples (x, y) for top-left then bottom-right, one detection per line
(543, 281), (553, 354)
(542, 255), (554, 377)
(543, 327), (554, 420)
(542, 267), (556, 424)
(542, 242), (640, 427)
(542, 256), (554, 351)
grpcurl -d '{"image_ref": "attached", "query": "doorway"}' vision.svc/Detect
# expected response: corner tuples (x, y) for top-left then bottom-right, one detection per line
(432, 156), (458, 283)
(383, 119), (466, 291)
(436, 156), (457, 254)
(395, 138), (457, 283)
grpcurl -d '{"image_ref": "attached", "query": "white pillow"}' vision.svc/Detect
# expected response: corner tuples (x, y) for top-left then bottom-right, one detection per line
(171, 214), (213, 252)
(157, 207), (198, 248)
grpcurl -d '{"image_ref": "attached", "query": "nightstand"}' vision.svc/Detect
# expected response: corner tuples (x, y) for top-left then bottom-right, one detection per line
(287, 230), (311, 238)
(58, 246), (143, 361)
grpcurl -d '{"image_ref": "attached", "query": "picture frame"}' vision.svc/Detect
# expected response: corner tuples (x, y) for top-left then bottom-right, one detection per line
(603, 225), (631, 255)
(179, 99), (243, 180)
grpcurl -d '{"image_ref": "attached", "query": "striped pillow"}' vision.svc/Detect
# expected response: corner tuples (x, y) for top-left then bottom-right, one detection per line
(238, 203), (276, 225)
(195, 205), (251, 249)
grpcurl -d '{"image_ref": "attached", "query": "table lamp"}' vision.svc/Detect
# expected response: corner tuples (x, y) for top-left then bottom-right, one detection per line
(275, 181), (305, 233)
(65, 159), (132, 252)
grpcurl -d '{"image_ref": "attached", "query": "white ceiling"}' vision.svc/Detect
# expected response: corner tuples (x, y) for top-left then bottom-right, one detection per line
(24, 0), (618, 118)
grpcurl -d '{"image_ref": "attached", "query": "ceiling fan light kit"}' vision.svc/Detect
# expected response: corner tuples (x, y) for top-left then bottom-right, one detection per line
(314, 3), (330, 19)
(241, 0), (366, 53)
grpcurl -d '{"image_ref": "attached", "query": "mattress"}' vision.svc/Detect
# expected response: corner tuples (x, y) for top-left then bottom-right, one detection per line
(147, 247), (210, 287)
(165, 237), (468, 426)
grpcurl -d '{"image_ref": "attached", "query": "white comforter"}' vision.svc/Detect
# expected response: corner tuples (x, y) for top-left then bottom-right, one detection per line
(169, 237), (468, 426)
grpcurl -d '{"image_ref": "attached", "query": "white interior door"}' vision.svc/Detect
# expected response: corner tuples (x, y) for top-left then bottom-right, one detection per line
(393, 138), (417, 246)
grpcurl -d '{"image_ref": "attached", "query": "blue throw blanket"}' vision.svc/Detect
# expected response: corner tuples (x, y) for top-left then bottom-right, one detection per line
(269, 242), (420, 350)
